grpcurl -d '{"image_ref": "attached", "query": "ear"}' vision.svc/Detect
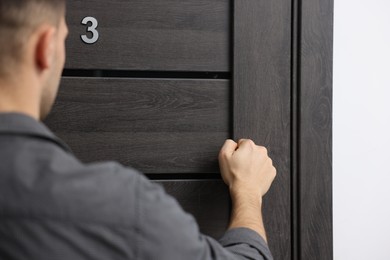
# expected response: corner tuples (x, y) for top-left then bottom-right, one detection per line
(35, 26), (56, 71)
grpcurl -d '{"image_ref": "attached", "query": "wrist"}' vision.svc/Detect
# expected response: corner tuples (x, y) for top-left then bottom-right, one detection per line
(228, 186), (267, 242)
(229, 187), (263, 207)
(229, 185), (263, 206)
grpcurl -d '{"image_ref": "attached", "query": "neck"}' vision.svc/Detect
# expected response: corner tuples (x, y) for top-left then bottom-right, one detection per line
(0, 77), (41, 120)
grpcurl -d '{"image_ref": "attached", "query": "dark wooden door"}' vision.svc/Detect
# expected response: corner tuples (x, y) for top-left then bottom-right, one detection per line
(45, 0), (333, 259)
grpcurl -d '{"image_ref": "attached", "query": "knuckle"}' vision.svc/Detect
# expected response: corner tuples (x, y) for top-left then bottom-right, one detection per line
(219, 150), (230, 160)
(272, 167), (277, 177)
(238, 138), (247, 144)
(247, 139), (255, 146)
(258, 146), (268, 155)
(226, 139), (235, 145)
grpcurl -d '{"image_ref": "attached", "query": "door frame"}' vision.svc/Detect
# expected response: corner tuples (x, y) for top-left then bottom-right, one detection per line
(233, 0), (333, 259)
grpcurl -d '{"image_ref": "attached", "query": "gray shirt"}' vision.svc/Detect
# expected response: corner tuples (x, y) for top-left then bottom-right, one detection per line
(0, 113), (273, 260)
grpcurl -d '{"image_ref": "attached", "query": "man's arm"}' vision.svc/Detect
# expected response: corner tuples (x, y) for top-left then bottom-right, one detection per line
(219, 139), (276, 243)
(135, 138), (276, 260)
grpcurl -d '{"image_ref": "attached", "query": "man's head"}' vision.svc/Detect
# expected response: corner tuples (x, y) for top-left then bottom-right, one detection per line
(0, 0), (67, 120)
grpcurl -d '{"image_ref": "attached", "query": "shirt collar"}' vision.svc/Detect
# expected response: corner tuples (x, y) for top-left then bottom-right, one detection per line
(0, 112), (72, 153)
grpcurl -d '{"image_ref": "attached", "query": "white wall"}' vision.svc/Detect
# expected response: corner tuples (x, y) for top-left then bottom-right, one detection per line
(333, 0), (390, 259)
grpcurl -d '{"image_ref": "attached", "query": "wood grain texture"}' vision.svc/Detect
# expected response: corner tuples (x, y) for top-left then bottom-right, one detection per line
(56, 132), (227, 173)
(45, 78), (229, 133)
(44, 78), (230, 173)
(233, 0), (291, 259)
(65, 0), (230, 71)
(299, 0), (333, 259)
(156, 180), (230, 239)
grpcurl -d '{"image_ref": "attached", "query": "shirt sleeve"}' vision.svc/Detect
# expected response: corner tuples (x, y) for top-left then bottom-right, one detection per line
(219, 228), (273, 260)
(135, 174), (273, 260)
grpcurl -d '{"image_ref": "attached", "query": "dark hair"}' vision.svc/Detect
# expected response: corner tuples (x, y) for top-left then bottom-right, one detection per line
(0, 0), (65, 76)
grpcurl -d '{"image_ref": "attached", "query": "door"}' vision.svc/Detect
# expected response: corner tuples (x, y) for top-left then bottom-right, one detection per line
(45, 0), (333, 259)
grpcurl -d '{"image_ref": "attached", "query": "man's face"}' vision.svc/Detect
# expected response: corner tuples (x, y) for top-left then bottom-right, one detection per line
(40, 15), (68, 120)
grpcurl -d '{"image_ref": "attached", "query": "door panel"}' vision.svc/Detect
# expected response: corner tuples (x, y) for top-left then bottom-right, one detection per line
(65, 0), (230, 71)
(233, 1), (291, 259)
(45, 78), (230, 173)
(54, 132), (226, 173)
(46, 78), (229, 133)
(157, 180), (230, 239)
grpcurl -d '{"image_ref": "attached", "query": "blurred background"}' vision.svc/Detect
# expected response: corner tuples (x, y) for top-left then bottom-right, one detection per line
(334, 0), (390, 259)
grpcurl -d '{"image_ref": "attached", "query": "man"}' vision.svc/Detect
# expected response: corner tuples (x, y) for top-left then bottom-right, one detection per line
(0, 1), (276, 259)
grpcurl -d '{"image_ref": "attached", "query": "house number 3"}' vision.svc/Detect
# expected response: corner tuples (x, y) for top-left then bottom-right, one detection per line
(81, 17), (99, 44)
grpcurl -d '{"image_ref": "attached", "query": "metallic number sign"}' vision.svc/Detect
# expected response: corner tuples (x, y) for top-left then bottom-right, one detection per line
(81, 17), (99, 44)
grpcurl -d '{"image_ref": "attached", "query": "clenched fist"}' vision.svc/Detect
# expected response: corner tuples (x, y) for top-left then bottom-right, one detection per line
(218, 139), (276, 199)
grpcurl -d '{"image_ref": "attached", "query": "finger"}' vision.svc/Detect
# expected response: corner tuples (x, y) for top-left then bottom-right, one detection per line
(219, 139), (237, 158)
(237, 139), (255, 150)
(256, 145), (268, 156)
(237, 138), (249, 146)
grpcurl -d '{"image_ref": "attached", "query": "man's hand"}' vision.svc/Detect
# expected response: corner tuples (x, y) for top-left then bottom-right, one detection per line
(218, 139), (277, 242)
(219, 139), (276, 199)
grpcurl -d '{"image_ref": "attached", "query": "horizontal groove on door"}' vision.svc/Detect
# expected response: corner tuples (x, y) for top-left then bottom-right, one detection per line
(154, 179), (230, 239)
(147, 173), (222, 180)
(66, 0), (230, 71)
(45, 77), (231, 174)
(62, 69), (231, 80)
